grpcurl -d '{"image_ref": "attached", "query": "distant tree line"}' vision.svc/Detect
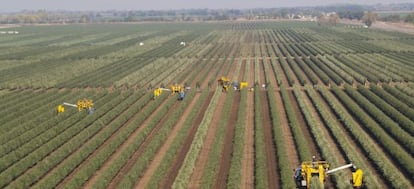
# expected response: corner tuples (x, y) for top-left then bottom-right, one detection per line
(0, 4), (413, 24)
(379, 12), (414, 24)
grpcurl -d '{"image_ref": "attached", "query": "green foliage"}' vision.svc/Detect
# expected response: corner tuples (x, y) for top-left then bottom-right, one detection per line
(253, 87), (268, 189)
(360, 86), (414, 135)
(267, 89), (296, 188)
(1, 21), (414, 189)
(346, 85), (414, 156)
(227, 90), (247, 189)
(279, 85), (311, 161)
(320, 86), (411, 188)
(307, 87), (380, 187)
(199, 90), (234, 188)
(331, 85), (413, 187)
(404, 12), (414, 24)
(172, 89), (221, 188)
(362, 12), (378, 27)
(146, 91), (206, 189)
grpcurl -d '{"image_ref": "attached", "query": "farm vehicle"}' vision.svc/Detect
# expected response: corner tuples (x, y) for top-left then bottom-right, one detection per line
(57, 99), (95, 115)
(153, 83), (187, 101)
(294, 156), (364, 189)
(217, 76), (249, 92)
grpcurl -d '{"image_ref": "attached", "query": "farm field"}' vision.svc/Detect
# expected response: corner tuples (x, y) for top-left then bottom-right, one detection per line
(0, 21), (413, 189)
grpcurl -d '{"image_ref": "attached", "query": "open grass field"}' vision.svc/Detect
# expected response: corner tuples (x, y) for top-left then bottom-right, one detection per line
(0, 21), (413, 189)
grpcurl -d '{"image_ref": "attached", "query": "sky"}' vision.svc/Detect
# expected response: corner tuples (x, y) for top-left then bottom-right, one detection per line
(2, 0), (414, 12)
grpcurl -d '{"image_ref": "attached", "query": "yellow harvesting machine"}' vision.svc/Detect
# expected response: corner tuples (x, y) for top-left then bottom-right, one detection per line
(218, 77), (232, 91)
(294, 158), (364, 189)
(217, 76), (248, 92)
(153, 83), (186, 101)
(57, 99), (95, 114)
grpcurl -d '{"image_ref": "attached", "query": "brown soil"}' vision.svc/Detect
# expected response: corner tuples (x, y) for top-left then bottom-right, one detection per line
(301, 90), (347, 188)
(81, 96), (172, 189)
(135, 92), (201, 188)
(268, 59), (300, 169)
(258, 57), (279, 188)
(371, 21), (414, 35)
(260, 91), (279, 188)
(214, 92), (240, 189)
(187, 92), (226, 188)
(158, 92), (214, 188)
(133, 44), (223, 189)
(287, 90), (320, 159)
(275, 90), (299, 168)
(274, 58), (291, 88)
(214, 57), (247, 188)
(240, 59), (255, 189)
(106, 101), (180, 189)
(263, 58), (278, 89)
(158, 46), (231, 188)
(53, 93), (148, 189)
(316, 90), (388, 187)
(188, 53), (237, 188)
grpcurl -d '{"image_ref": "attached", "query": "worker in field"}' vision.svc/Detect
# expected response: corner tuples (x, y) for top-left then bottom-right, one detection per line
(351, 166), (364, 188)
(294, 166), (302, 186)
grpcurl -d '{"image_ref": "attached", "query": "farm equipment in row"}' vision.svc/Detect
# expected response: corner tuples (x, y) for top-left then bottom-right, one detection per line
(217, 76), (248, 92)
(153, 83), (187, 100)
(57, 99), (95, 115)
(294, 157), (364, 189)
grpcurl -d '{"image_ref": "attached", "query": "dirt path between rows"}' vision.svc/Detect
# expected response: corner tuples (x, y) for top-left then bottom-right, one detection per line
(214, 92), (241, 189)
(214, 57), (246, 188)
(81, 96), (172, 189)
(301, 89), (347, 188)
(260, 91), (279, 188)
(287, 91), (320, 159)
(158, 92), (214, 188)
(267, 59), (300, 170)
(158, 50), (228, 188)
(316, 90), (387, 187)
(134, 44), (221, 188)
(135, 92), (201, 188)
(258, 57), (279, 188)
(187, 93), (226, 188)
(188, 54), (237, 188)
(241, 59), (254, 189)
(275, 90), (299, 168)
(273, 59), (289, 88)
(263, 58), (278, 89)
(279, 54), (321, 160)
(54, 93), (145, 189)
(107, 101), (180, 189)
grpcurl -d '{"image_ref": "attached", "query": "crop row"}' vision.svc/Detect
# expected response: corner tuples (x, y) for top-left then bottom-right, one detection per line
(292, 86), (349, 188)
(306, 86), (380, 187)
(0, 90), (126, 188)
(279, 85), (311, 161)
(145, 91), (208, 189)
(172, 89), (221, 188)
(329, 85), (413, 187)
(319, 86), (412, 188)
(7, 90), (147, 189)
(266, 89), (296, 188)
(359, 86), (414, 135)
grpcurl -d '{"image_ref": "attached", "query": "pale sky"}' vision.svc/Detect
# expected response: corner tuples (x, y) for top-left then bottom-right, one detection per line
(2, 0), (414, 11)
